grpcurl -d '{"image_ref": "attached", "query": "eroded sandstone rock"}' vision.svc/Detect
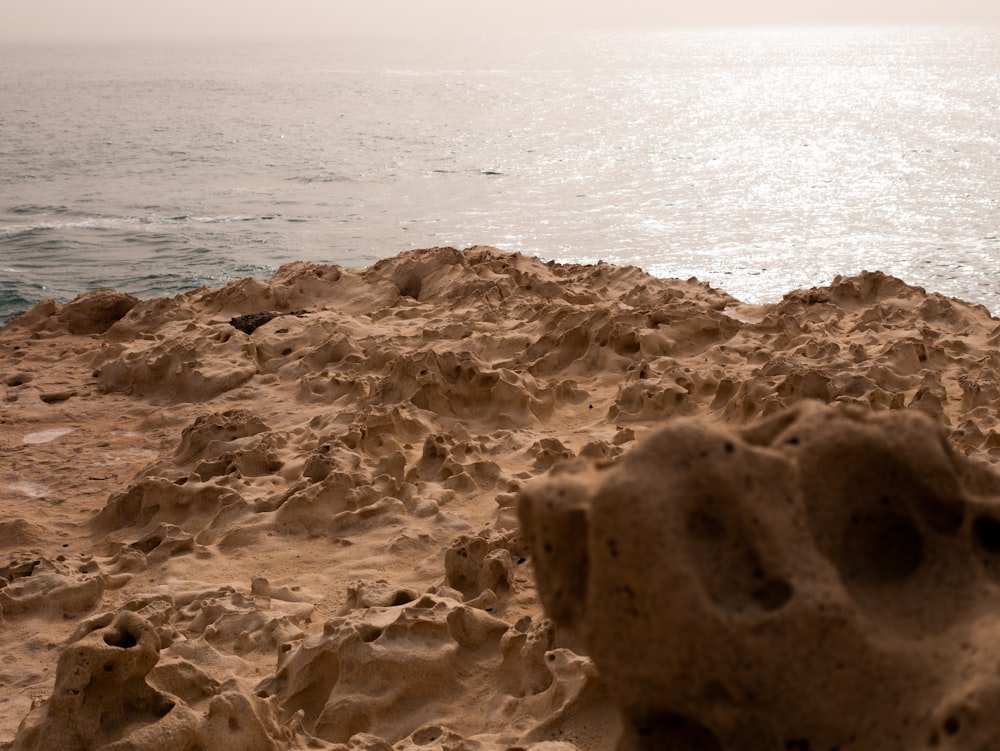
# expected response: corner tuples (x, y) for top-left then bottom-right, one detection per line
(10, 610), (298, 751)
(518, 401), (1000, 751)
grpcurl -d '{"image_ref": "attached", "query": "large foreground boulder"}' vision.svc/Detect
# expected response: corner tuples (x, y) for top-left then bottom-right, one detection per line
(519, 402), (1000, 751)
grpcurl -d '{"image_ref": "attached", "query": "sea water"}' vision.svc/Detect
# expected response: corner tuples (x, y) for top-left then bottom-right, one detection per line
(2, 27), (998, 324)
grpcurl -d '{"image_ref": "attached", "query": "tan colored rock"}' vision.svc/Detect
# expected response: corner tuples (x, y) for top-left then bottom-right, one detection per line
(4, 248), (1000, 750)
(520, 401), (1000, 750)
(10, 612), (174, 750)
(11, 610), (305, 750)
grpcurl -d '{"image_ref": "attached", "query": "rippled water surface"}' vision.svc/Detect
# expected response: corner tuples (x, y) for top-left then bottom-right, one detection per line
(2, 28), (998, 322)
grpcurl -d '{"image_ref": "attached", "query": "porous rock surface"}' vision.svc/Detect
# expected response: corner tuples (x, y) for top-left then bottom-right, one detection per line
(2, 246), (1000, 750)
(10, 610), (290, 751)
(519, 401), (1000, 751)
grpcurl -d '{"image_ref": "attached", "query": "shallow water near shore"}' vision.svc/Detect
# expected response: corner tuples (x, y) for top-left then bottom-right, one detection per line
(2, 26), (999, 323)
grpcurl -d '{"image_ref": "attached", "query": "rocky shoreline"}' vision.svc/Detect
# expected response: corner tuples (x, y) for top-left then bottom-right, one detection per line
(2, 246), (999, 750)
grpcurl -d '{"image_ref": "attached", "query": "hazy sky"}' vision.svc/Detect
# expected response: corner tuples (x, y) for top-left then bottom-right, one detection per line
(2, 0), (999, 41)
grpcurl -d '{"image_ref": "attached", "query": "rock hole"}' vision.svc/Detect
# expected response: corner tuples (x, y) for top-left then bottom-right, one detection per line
(398, 275), (423, 300)
(784, 740), (811, 751)
(632, 711), (724, 751)
(391, 590), (415, 606)
(943, 716), (960, 736)
(973, 515), (1000, 553)
(413, 725), (443, 745)
(358, 624), (383, 643)
(104, 628), (138, 649)
(840, 510), (923, 584)
(131, 535), (163, 554)
(724, 441), (734, 454)
(752, 578), (793, 611)
(228, 716), (240, 732)
(103, 662), (114, 672)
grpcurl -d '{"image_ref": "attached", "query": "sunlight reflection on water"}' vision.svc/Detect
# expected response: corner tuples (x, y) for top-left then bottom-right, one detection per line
(2, 27), (998, 317)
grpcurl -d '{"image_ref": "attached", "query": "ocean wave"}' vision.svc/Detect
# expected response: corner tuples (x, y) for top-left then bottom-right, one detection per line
(0, 213), (279, 237)
(8, 204), (75, 215)
(0, 282), (49, 325)
(0, 268), (230, 327)
(287, 173), (355, 184)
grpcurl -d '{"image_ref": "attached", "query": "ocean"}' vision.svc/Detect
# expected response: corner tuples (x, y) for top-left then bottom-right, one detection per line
(2, 27), (998, 324)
